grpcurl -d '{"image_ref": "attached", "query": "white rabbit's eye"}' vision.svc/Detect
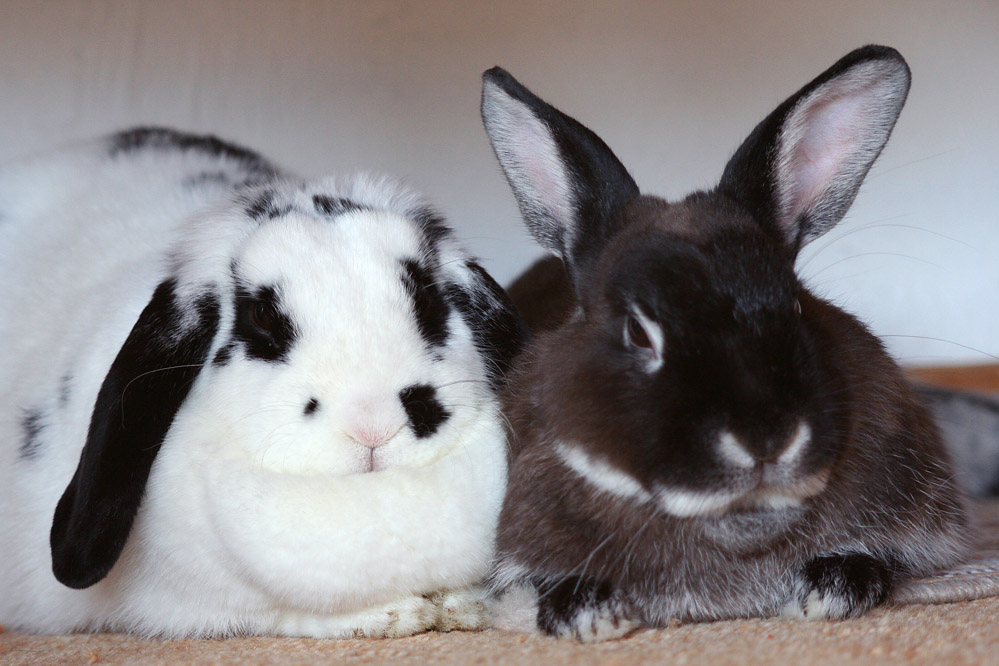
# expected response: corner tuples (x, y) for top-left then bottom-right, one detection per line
(249, 300), (276, 334)
(626, 315), (653, 350)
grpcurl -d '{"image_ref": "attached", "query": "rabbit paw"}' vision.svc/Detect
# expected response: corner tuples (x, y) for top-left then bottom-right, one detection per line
(427, 587), (492, 632)
(783, 553), (896, 620)
(535, 576), (640, 642)
(273, 595), (437, 638)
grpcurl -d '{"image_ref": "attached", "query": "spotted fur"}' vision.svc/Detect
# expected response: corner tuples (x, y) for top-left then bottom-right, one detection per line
(0, 128), (527, 637)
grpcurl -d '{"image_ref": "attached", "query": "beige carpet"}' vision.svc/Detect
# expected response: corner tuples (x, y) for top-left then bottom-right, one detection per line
(3, 500), (998, 666)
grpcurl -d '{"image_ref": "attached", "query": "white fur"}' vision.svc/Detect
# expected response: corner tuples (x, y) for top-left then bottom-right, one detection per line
(556, 442), (651, 503)
(716, 430), (756, 468)
(0, 134), (509, 637)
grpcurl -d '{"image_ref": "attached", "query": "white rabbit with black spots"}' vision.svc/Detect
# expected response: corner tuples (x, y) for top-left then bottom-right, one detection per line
(0, 128), (527, 638)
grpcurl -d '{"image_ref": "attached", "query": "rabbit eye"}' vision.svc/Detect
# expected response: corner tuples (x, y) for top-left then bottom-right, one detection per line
(793, 298), (802, 317)
(249, 300), (277, 334)
(626, 315), (654, 350)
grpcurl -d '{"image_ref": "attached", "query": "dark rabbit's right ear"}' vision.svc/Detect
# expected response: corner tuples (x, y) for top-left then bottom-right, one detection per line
(50, 279), (219, 589)
(719, 45), (911, 253)
(481, 67), (640, 285)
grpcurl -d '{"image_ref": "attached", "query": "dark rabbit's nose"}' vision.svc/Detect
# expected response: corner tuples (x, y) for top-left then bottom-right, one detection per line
(718, 422), (811, 466)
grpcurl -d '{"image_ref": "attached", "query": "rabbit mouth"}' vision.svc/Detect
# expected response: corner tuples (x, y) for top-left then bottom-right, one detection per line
(655, 466), (831, 518)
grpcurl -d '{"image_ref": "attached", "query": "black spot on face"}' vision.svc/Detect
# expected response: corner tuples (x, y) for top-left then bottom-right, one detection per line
(212, 342), (235, 366)
(232, 285), (297, 362)
(303, 398), (320, 416)
(401, 259), (450, 348)
(313, 194), (366, 218)
(399, 384), (450, 439)
(18, 409), (45, 460)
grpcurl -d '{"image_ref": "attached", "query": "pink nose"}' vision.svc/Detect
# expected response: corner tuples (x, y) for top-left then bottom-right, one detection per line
(347, 426), (396, 449)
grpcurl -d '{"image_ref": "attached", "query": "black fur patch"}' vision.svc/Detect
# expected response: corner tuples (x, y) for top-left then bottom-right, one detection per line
(534, 576), (625, 639)
(18, 409), (45, 460)
(313, 194), (366, 217)
(797, 553), (899, 618)
(233, 285), (297, 362)
(443, 261), (529, 391)
(212, 342), (235, 367)
(108, 127), (278, 176)
(401, 259), (450, 348)
(399, 384), (450, 439)
(303, 398), (320, 416)
(50, 280), (220, 589)
(409, 206), (452, 249)
(244, 189), (289, 220)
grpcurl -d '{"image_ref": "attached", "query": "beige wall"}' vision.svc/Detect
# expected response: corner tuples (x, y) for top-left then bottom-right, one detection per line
(1, 0), (996, 366)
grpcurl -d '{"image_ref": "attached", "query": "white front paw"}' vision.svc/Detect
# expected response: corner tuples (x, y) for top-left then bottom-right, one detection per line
(273, 595), (437, 638)
(427, 586), (491, 632)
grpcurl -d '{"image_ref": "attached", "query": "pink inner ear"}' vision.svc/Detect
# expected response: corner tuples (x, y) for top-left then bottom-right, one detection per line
(783, 91), (868, 225)
(485, 85), (576, 242)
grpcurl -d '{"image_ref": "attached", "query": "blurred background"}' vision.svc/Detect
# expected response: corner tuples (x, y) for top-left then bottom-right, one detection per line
(1, 0), (996, 367)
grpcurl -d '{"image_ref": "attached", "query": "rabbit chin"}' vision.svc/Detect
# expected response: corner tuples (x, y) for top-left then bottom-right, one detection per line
(555, 441), (830, 519)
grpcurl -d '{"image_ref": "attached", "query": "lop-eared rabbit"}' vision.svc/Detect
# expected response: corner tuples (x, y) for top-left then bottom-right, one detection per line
(0, 128), (526, 637)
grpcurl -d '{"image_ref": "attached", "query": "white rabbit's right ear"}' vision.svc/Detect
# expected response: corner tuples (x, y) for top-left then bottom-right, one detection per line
(481, 67), (639, 283)
(50, 279), (219, 589)
(719, 45), (911, 252)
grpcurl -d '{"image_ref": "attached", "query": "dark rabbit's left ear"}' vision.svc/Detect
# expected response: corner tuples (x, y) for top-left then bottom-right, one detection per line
(719, 45), (911, 253)
(50, 279), (219, 589)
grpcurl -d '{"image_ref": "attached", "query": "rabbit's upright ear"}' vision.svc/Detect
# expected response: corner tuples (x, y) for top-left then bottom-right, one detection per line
(50, 279), (220, 589)
(719, 45), (911, 252)
(481, 67), (640, 284)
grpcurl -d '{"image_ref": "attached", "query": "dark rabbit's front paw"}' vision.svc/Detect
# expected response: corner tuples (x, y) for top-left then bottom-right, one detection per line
(783, 553), (898, 620)
(534, 576), (640, 642)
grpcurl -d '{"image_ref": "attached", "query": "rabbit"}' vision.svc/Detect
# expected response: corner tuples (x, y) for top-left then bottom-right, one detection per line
(0, 127), (527, 638)
(479, 46), (973, 641)
(917, 386), (999, 497)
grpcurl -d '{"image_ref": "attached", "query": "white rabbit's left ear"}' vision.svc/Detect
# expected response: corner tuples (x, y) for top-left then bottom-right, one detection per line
(719, 45), (911, 251)
(50, 279), (220, 589)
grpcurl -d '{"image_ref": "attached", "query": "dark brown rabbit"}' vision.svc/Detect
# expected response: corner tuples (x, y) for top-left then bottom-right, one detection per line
(481, 46), (972, 641)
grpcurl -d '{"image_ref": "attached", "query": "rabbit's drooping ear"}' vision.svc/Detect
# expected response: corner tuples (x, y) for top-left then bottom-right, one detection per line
(50, 279), (220, 589)
(481, 67), (639, 282)
(719, 45), (911, 251)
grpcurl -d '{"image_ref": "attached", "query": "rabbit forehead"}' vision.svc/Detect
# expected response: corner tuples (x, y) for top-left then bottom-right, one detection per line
(598, 195), (798, 320)
(236, 208), (425, 282)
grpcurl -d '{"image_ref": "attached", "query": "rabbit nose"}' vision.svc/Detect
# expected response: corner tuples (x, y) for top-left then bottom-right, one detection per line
(345, 422), (404, 449)
(717, 422), (811, 466)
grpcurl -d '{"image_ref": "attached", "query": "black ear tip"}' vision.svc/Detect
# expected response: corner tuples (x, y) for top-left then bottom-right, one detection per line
(482, 66), (526, 98)
(843, 44), (909, 75)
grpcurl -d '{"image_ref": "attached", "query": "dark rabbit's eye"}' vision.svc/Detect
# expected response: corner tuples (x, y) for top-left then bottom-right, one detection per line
(626, 315), (654, 350)
(793, 298), (802, 317)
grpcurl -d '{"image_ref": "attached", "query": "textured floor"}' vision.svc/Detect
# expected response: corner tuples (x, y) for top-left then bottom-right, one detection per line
(2, 596), (998, 666)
